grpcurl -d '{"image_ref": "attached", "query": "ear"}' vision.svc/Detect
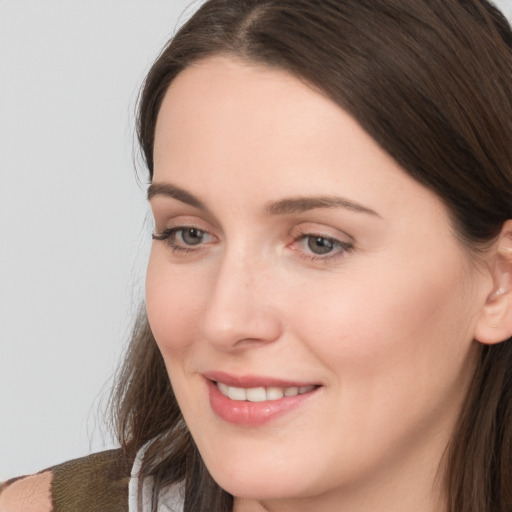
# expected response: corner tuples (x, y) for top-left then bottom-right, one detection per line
(474, 220), (512, 345)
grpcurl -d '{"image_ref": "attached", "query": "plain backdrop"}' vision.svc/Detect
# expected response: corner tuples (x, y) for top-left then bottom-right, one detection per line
(1, 0), (511, 480)
(0, 0), (204, 479)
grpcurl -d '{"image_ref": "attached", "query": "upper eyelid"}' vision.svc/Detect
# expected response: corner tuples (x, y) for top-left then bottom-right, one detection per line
(153, 222), (354, 241)
(290, 223), (355, 243)
(154, 226), (214, 239)
(296, 233), (350, 244)
(293, 233), (353, 250)
(151, 209), (221, 232)
(152, 211), (356, 240)
(152, 214), (216, 231)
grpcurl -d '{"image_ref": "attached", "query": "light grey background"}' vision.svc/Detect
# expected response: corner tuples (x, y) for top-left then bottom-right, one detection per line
(0, 0), (204, 479)
(0, 0), (511, 480)
(498, 0), (512, 18)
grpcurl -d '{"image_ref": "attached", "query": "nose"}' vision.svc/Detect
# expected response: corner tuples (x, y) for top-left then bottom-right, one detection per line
(200, 249), (282, 351)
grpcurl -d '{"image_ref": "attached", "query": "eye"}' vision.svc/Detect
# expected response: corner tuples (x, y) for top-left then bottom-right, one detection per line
(306, 236), (338, 255)
(292, 232), (353, 261)
(152, 226), (215, 252)
(177, 227), (206, 246)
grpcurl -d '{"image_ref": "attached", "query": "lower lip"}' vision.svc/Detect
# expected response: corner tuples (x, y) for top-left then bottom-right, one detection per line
(206, 379), (319, 426)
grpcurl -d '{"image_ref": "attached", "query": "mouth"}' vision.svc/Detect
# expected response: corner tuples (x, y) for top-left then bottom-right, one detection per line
(203, 371), (321, 426)
(215, 381), (318, 402)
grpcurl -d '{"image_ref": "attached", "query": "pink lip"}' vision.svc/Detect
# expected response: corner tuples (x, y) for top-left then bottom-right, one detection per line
(203, 371), (321, 426)
(203, 371), (317, 388)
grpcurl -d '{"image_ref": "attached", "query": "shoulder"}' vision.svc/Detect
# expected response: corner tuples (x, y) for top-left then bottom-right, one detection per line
(0, 449), (133, 512)
(0, 471), (52, 512)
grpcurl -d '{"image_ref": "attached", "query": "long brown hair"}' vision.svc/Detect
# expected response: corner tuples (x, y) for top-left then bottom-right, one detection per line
(110, 1), (512, 510)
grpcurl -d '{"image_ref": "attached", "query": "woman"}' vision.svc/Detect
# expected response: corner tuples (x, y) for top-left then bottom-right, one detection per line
(1, 0), (511, 511)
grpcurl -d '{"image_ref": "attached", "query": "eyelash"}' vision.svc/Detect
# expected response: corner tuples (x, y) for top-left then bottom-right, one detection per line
(152, 227), (212, 254)
(152, 227), (353, 261)
(292, 232), (353, 262)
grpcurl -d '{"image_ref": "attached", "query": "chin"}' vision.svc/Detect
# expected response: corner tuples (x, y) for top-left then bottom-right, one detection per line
(199, 442), (335, 502)
(210, 468), (309, 501)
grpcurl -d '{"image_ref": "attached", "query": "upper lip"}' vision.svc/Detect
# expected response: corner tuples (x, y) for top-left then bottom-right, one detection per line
(203, 370), (320, 388)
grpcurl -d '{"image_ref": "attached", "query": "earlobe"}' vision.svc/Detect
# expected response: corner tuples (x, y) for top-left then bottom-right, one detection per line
(474, 220), (512, 345)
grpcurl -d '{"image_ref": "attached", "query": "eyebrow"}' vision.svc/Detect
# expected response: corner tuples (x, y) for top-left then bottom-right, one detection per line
(148, 182), (380, 217)
(265, 196), (380, 217)
(148, 182), (206, 209)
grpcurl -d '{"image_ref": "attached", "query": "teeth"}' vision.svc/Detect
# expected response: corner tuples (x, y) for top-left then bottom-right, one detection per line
(216, 383), (316, 401)
(246, 387), (267, 402)
(266, 387), (284, 400)
(217, 381), (230, 396)
(284, 386), (299, 397)
(228, 386), (247, 401)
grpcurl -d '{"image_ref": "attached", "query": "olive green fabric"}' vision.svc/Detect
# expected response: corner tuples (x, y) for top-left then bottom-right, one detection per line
(1, 449), (133, 512)
(50, 449), (132, 512)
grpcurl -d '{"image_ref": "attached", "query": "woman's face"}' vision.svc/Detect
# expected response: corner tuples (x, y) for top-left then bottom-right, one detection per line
(146, 57), (490, 510)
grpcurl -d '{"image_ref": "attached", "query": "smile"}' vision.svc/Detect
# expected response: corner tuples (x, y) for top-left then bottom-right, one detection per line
(216, 382), (317, 402)
(203, 373), (321, 426)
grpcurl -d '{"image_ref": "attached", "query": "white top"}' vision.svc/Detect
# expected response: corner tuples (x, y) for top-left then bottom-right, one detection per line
(128, 442), (185, 512)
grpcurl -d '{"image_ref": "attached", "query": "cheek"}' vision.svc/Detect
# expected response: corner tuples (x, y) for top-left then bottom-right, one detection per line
(291, 253), (477, 395)
(145, 253), (204, 359)
(282, 254), (479, 464)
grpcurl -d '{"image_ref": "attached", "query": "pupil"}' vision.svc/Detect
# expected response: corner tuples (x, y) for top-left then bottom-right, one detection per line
(308, 236), (333, 255)
(182, 228), (204, 245)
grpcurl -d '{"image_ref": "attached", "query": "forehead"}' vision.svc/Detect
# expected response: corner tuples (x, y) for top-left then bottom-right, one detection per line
(154, 56), (393, 184)
(154, 56), (343, 154)
(152, 56), (449, 229)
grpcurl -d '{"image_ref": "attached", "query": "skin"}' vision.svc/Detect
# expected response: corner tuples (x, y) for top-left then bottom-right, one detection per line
(145, 56), (499, 512)
(0, 472), (53, 512)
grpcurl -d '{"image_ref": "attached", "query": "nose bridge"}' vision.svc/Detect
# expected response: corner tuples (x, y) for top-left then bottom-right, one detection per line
(200, 241), (281, 349)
